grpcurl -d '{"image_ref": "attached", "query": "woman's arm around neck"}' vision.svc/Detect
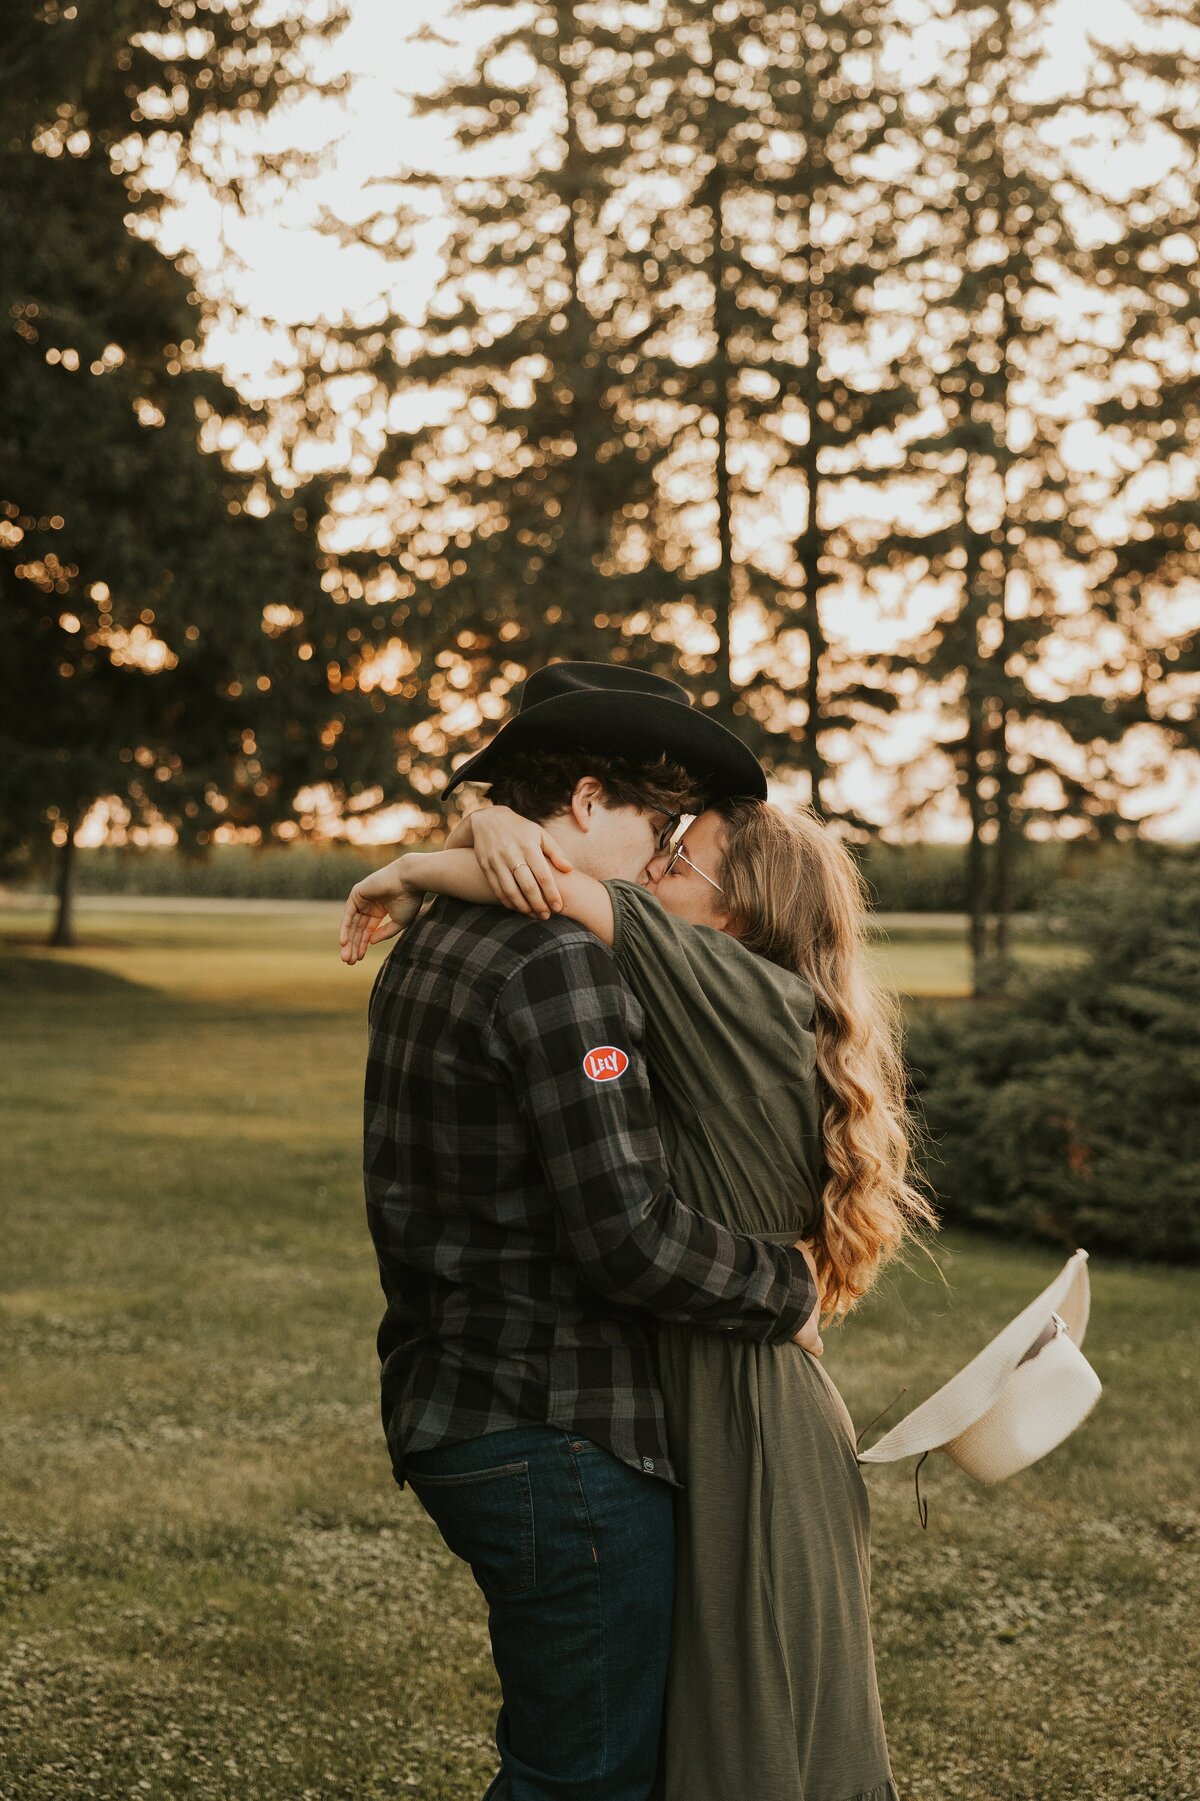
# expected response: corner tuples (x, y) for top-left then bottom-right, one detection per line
(400, 849), (615, 945)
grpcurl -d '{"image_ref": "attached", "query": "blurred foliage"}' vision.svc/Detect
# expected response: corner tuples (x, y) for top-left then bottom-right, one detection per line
(24, 840), (390, 901)
(312, 0), (703, 793)
(3, 0), (1198, 970)
(301, 0), (1197, 992)
(314, 0), (924, 815)
(615, 0), (918, 815)
(908, 847), (1200, 1260)
(854, 837), (1147, 915)
(887, 0), (1128, 974)
(0, 834), (1166, 910)
(1085, 0), (1200, 710)
(0, 0), (407, 940)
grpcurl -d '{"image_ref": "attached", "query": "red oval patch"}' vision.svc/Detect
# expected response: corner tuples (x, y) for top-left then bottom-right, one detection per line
(582, 1045), (630, 1083)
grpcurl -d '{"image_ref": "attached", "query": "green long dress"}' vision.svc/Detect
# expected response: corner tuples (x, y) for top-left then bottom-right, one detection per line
(606, 879), (899, 1801)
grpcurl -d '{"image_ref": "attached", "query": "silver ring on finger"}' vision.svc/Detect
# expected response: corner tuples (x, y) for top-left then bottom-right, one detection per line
(512, 863), (531, 876)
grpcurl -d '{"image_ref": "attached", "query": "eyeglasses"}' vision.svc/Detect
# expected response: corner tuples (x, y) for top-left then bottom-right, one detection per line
(660, 838), (724, 895)
(654, 810), (682, 852)
(629, 800), (682, 852)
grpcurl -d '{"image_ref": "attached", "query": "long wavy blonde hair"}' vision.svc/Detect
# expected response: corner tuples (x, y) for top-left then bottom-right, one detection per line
(715, 798), (939, 1320)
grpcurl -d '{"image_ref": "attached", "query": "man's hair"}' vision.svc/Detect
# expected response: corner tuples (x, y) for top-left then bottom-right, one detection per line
(485, 749), (707, 823)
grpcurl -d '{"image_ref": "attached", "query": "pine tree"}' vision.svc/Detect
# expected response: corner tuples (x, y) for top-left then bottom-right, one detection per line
(321, 1), (688, 800)
(885, 0), (1121, 987)
(1081, 0), (1200, 778)
(909, 845), (1200, 1259)
(321, 0), (923, 813)
(0, 1), (392, 945)
(608, 0), (917, 811)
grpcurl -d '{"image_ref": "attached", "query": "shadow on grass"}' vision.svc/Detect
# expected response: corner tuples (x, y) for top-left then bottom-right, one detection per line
(0, 950), (155, 999)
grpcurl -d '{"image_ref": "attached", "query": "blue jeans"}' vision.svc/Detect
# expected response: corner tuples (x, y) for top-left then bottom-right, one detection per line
(405, 1424), (675, 1801)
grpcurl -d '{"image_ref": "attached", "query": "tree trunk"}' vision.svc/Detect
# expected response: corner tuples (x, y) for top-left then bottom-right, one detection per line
(51, 818), (80, 949)
(961, 486), (989, 996)
(796, 247), (828, 816)
(991, 290), (1019, 977)
(709, 164), (736, 725)
(552, 11), (601, 659)
(965, 691), (989, 993)
(992, 781), (1012, 961)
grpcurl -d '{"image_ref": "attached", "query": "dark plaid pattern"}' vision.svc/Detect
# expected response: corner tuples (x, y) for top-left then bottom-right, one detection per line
(364, 896), (817, 1488)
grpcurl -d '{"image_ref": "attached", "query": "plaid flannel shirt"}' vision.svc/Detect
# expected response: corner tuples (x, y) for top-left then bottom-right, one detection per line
(363, 895), (817, 1488)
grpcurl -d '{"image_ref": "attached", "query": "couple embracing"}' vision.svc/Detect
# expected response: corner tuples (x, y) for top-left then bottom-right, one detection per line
(341, 662), (934, 1801)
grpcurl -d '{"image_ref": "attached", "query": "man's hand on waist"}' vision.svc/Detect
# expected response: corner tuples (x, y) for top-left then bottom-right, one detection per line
(791, 1238), (824, 1358)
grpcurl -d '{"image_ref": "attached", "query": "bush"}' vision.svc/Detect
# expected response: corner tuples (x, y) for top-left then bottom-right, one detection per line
(852, 837), (1139, 913)
(907, 846), (1200, 1262)
(37, 842), (402, 901)
(4, 833), (1165, 909)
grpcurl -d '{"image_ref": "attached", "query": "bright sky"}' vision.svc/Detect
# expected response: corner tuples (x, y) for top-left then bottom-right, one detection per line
(188, 0), (1171, 351)
(140, 0), (1198, 845)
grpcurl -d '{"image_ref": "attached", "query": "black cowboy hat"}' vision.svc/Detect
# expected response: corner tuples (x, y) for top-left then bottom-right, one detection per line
(443, 661), (767, 801)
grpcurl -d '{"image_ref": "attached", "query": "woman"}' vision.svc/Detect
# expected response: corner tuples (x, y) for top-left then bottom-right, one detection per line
(343, 798), (936, 1801)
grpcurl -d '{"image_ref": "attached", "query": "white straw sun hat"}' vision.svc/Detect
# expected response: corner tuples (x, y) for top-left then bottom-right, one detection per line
(857, 1250), (1102, 1518)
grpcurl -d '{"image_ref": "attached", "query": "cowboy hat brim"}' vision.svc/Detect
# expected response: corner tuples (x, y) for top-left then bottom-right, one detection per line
(442, 690), (768, 802)
(858, 1249), (1095, 1467)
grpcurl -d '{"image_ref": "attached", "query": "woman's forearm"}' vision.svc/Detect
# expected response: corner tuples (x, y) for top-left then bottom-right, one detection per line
(398, 849), (496, 906)
(400, 847), (615, 943)
(443, 812), (476, 850)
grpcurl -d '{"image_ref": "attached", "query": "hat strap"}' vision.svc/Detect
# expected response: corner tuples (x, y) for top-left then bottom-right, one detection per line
(915, 1450), (931, 1531)
(855, 1384), (909, 1451)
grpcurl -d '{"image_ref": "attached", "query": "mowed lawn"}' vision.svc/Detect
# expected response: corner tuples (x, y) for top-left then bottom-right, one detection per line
(0, 904), (1195, 1801)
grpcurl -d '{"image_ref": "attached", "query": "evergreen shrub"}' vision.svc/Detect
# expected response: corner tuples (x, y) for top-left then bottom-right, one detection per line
(853, 837), (1137, 913)
(907, 847), (1200, 1261)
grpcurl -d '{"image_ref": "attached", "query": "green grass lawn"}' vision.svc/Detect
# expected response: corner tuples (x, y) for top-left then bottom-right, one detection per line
(1, 905), (1194, 1800)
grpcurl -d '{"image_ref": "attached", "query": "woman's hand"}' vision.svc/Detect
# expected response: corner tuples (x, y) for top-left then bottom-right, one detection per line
(470, 806), (574, 920)
(339, 860), (424, 966)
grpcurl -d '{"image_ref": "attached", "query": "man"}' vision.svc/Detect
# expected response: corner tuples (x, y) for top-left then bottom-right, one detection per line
(349, 663), (822, 1801)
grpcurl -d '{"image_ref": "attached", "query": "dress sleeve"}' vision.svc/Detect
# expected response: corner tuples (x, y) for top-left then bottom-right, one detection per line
(604, 878), (816, 1112)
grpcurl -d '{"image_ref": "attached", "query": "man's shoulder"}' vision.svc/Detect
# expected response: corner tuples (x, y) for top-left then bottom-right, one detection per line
(392, 897), (618, 994)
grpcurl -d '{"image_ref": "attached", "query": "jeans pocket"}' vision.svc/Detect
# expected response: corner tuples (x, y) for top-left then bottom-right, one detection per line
(407, 1459), (536, 1599)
